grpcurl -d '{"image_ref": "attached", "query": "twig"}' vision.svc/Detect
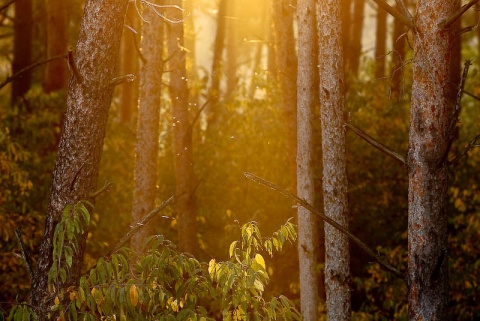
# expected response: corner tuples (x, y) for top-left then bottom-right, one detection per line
(441, 0), (480, 29)
(90, 182), (114, 199)
(109, 74), (136, 87)
(106, 195), (175, 256)
(346, 122), (406, 165)
(449, 134), (480, 166)
(464, 90), (480, 101)
(191, 99), (210, 127)
(0, 53), (68, 90)
(67, 49), (81, 82)
(369, 0), (414, 29)
(244, 172), (405, 280)
(0, 0), (15, 12)
(14, 229), (34, 280)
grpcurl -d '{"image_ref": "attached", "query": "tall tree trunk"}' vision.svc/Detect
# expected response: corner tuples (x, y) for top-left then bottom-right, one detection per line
(43, 0), (68, 93)
(119, 2), (139, 124)
(448, 1), (461, 106)
(207, 0), (228, 131)
(374, 7), (387, 79)
(342, 0), (351, 74)
(407, 1), (455, 319)
(184, 0), (199, 108)
(272, 0), (297, 188)
(131, 3), (164, 254)
(391, 4), (406, 100)
(318, 1), (351, 320)
(349, 0), (364, 77)
(12, 0), (32, 103)
(296, 0), (320, 319)
(166, 0), (198, 254)
(29, 0), (129, 318)
(226, 0), (237, 98)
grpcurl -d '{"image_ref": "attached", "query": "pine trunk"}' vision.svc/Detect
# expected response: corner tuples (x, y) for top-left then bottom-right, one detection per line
(12, 0), (32, 103)
(296, 0), (320, 319)
(131, 3), (164, 254)
(374, 7), (387, 79)
(166, 1), (198, 254)
(407, 1), (455, 319)
(391, 4), (406, 100)
(30, 0), (128, 318)
(350, 0), (364, 76)
(318, 1), (351, 319)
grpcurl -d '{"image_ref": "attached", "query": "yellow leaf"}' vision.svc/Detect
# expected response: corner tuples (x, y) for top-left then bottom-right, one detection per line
(129, 284), (139, 307)
(254, 253), (266, 269)
(54, 296), (60, 305)
(208, 259), (216, 275)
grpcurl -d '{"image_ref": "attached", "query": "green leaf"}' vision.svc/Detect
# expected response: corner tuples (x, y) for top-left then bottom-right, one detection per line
(229, 241), (238, 258)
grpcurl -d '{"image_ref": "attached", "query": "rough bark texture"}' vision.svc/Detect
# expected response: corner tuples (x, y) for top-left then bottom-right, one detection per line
(43, 0), (68, 93)
(318, 1), (351, 320)
(272, 0), (297, 188)
(296, 1), (320, 320)
(374, 7), (387, 78)
(407, 1), (454, 319)
(12, 0), (32, 103)
(350, 0), (364, 76)
(391, 4), (406, 100)
(166, 0), (198, 254)
(131, 4), (164, 254)
(30, 0), (128, 318)
(119, 2), (140, 124)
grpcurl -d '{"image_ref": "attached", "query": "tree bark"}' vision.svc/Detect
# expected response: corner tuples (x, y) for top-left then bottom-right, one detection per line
(131, 2), (164, 254)
(12, 0), (32, 103)
(296, 1), (320, 320)
(318, 1), (351, 320)
(374, 7), (387, 79)
(272, 0), (297, 188)
(166, 0), (198, 254)
(407, 1), (455, 319)
(30, 0), (128, 318)
(43, 0), (68, 93)
(391, 4), (406, 100)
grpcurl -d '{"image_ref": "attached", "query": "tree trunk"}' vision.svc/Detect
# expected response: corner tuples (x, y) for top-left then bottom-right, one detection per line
(207, 0), (228, 131)
(374, 7), (387, 79)
(272, 0), (297, 188)
(226, 0), (237, 98)
(318, 1), (351, 320)
(350, 0), (364, 77)
(390, 4), (406, 100)
(43, 0), (68, 93)
(166, 0), (198, 254)
(407, 1), (455, 319)
(12, 0), (32, 103)
(342, 0), (351, 74)
(119, 2), (139, 124)
(131, 2), (164, 254)
(30, 0), (128, 318)
(296, 1), (320, 319)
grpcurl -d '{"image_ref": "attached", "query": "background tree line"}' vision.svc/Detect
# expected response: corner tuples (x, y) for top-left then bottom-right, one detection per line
(1, 0), (480, 319)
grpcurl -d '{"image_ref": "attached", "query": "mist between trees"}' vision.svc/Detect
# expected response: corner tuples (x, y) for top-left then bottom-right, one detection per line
(1, 0), (480, 320)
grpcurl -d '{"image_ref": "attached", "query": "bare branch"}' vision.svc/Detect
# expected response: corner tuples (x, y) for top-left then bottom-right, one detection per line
(14, 229), (34, 280)
(369, 0), (414, 29)
(346, 122), (406, 165)
(464, 90), (480, 101)
(0, 0), (15, 12)
(191, 99), (210, 127)
(90, 182), (114, 199)
(0, 53), (68, 90)
(441, 0), (480, 29)
(448, 60), (472, 145)
(109, 74), (136, 87)
(449, 134), (480, 166)
(244, 172), (405, 280)
(106, 195), (175, 256)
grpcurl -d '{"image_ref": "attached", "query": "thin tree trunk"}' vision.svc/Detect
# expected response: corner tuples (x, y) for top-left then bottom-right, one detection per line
(119, 2), (139, 124)
(342, 0), (351, 73)
(131, 3), (164, 254)
(391, 4), (406, 100)
(272, 0), (297, 188)
(166, 0), (198, 254)
(375, 7), (387, 79)
(407, 1), (455, 319)
(318, 1), (351, 319)
(30, 1), (129, 318)
(43, 0), (68, 93)
(207, 0), (228, 131)
(226, 0), (237, 98)
(296, 0), (320, 319)
(12, 0), (32, 103)
(350, 0), (364, 77)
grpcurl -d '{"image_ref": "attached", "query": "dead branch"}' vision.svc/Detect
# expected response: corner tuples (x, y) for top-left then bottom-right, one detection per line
(109, 74), (136, 87)
(90, 182), (114, 199)
(0, 0), (15, 12)
(448, 60), (472, 146)
(106, 195), (175, 256)
(244, 172), (405, 280)
(14, 229), (34, 280)
(0, 53), (68, 90)
(369, 0), (414, 29)
(464, 90), (480, 101)
(346, 122), (406, 165)
(442, 0), (480, 29)
(449, 134), (480, 166)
